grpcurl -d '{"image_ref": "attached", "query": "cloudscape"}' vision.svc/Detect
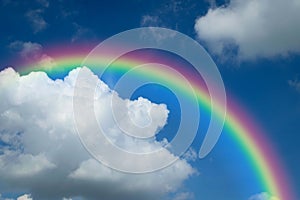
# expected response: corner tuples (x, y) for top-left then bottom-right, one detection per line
(0, 0), (299, 200)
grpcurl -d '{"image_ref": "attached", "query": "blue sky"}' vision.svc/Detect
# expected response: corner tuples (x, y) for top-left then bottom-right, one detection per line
(0, 0), (300, 200)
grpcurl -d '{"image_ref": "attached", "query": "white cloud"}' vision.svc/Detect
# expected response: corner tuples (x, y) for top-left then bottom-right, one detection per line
(248, 192), (279, 200)
(17, 194), (32, 200)
(69, 158), (193, 194)
(26, 9), (47, 33)
(0, 152), (55, 178)
(0, 67), (195, 199)
(195, 0), (300, 60)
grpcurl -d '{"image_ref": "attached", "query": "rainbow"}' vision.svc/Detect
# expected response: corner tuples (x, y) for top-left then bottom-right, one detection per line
(12, 46), (295, 200)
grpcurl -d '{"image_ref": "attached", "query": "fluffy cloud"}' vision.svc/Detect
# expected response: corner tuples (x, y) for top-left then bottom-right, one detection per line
(248, 192), (279, 200)
(195, 0), (300, 60)
(0, 152), (55, 178)
(0, 67), (195, 200)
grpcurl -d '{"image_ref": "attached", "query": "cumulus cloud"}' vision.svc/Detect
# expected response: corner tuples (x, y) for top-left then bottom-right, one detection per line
(248, 192), (279, 200)
(26, 9), (47, 33)
(195, 0), (300, 60)
(0, 67), (195, 200)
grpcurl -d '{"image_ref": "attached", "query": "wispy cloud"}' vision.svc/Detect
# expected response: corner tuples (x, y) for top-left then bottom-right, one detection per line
(71, 23), (96, 42)
(204, 0), (217, 8)
(140, 0), (196, 30)
(26, 9), (47, 33)
(288, 77), (300, 93)
(36, 0), (49, 8)
(8, 41), (56, 70)
(9, 41), (43, 60)
(141, 15), (162, 27)
(172, 192), (194, 200)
